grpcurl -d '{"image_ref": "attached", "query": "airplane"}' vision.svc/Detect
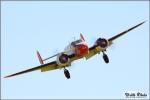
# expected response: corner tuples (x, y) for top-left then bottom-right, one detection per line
(4, 21), (145, 79)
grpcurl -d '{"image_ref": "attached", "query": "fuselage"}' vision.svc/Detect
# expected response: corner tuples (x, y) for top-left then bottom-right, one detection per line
(64, 39), (89, 58)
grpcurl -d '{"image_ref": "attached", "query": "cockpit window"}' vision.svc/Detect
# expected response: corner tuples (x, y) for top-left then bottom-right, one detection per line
(71, 39), (82, 46)
(76, 39), (82, 43)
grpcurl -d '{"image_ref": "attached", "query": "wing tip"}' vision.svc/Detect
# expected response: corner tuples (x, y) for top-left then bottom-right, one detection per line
(140, 20), (146, 25)
(4, 74), (14, 78)
(4, 76), (9, 78)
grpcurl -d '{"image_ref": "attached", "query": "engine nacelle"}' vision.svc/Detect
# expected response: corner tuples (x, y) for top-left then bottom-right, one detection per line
(56, 53), (70, 66)
(95, 38), (109, 49)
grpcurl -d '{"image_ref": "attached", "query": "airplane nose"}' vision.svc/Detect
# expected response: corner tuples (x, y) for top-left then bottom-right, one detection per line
(75, 44), (88, 57)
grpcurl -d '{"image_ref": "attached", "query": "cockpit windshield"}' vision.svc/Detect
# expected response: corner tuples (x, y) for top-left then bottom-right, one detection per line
(71, 39), (82, 46)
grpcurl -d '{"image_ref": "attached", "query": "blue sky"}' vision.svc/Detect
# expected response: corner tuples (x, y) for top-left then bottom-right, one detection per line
(1, 1), (149, 99)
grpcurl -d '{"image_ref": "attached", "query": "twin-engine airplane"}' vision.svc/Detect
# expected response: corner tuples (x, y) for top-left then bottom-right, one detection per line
(4, 21), (145, 79)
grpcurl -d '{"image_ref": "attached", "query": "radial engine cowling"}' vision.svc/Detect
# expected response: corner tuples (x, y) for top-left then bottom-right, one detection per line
(56, 53), (70, 66)
(96, 38), (109, 49)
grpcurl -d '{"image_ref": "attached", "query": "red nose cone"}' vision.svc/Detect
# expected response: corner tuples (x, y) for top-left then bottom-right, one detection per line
(75, 44), (88, 57)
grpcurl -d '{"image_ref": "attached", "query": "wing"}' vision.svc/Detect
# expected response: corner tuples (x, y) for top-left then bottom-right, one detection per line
(68, 54), (79, 62)
(4, 61), (58, 78)
(85, 45), (102, 60)
(108, 21), (145, 42)
(85, 21), (145, 60)
(4, 54), (79, 78)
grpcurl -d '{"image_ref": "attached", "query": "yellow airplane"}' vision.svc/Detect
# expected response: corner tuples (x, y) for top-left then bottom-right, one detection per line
(4, 21), (145, 79)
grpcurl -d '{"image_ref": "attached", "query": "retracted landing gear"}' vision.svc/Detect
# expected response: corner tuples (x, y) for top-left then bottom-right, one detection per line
(102, 51), (109, 63)
(64, 68), (70, 79)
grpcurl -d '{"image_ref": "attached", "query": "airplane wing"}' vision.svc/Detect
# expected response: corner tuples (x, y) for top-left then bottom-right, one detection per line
(4, 61), (58, 78)
(85, 45), (102, 59)
(4, 53), (79, 78)
(68, 54), (79, 62)
(85, 21), (145, 60)
(108, 21), (145, 42)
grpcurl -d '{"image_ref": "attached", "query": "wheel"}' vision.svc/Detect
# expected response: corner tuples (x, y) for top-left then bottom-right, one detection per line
(64, 69), (70, 79)
(103, 53), (109, 63)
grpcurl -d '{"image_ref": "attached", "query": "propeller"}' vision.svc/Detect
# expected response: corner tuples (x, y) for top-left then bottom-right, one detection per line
(109, 42), (116, 51)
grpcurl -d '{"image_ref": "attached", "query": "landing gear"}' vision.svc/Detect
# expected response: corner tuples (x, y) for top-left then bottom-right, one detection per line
(102, 51), (109, 63)
(64, 68), (70, 79)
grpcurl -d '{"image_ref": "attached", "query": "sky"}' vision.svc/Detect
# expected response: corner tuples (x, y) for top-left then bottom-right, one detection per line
(1, 1), (149, 99)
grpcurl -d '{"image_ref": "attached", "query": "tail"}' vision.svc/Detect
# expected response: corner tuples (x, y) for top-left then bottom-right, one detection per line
(80, 33), (85, 41)
(37, 50), (44, 64)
